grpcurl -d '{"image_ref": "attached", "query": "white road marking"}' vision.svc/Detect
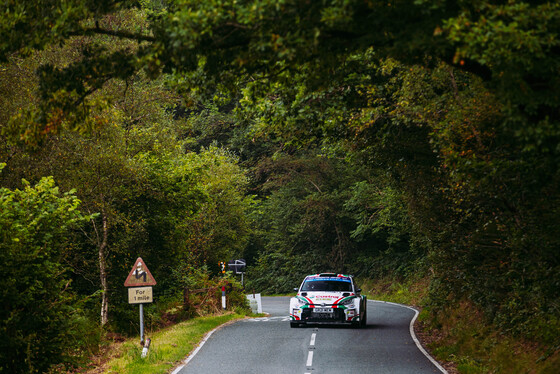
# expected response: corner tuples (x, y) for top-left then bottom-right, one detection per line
(304, 331), (317, 373)
(306, 350), (314, 368)
(369, 300), (448, 374)
(244, 316), (290, 322)
(309, 333), (316, 347)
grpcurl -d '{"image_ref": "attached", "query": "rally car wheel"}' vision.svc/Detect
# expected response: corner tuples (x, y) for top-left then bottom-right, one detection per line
(353, 308), (367, 328)
(360, 309), (367, 328)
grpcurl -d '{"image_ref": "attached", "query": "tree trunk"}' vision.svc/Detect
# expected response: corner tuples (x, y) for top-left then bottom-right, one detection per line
(97, 211), (109, 326)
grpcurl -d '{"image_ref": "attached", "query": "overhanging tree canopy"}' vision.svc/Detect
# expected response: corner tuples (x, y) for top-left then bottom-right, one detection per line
(2, 1), (559, 144)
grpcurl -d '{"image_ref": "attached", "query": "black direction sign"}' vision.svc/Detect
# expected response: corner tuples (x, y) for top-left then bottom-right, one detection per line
(228, 259), (246, 274)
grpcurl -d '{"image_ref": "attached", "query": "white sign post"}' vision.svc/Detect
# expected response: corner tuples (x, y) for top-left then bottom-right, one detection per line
(246, 293), (262, 314)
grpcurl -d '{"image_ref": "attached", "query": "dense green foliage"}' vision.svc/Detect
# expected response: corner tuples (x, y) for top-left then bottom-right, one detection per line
(1, 10), (254, 370)
(0, 169), (92, 373)
(1, 0), (559, 371)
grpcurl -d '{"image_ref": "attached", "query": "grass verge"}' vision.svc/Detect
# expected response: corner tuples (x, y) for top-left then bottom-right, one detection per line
(360, 275), (559, 374)
(101, 312), (244, 374)
(424, 302), (560, 374)
(359, 275), (430, 307)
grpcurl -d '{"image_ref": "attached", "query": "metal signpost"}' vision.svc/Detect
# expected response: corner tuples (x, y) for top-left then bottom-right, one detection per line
(124, 257), (156, 357)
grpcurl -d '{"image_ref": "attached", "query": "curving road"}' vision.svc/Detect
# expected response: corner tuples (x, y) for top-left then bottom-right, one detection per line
(173, 296), (447, 374)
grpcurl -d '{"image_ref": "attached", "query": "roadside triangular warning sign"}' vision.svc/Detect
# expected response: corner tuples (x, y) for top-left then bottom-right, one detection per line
(124, 257), (157, 287)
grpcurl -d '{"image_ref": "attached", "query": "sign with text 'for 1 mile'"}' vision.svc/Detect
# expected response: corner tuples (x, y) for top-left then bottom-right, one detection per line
(128, 287), (153, 304)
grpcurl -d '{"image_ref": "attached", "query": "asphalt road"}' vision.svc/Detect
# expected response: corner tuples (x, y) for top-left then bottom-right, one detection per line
(173, 296), (446, 374)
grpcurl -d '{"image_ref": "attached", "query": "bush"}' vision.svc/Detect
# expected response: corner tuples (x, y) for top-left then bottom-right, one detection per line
(0, 174), (91, 373)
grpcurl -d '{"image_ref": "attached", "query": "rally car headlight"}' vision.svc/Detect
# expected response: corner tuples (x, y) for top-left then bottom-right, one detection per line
(297, 298), (308, 305)
(339, 297), (356, 306)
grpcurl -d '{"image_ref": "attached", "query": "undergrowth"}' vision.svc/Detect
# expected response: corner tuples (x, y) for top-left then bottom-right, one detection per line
(425, 301), (560, 374)
(361, 275), (560, 374)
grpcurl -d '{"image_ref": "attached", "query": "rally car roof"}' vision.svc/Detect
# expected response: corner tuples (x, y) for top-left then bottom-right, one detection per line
(306, 273), (353, 278)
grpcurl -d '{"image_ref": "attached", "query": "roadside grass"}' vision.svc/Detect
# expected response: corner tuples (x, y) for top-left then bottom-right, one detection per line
(426, 301), (560, 374)
(358, 275), (430, 307)
(102, 312), (244, 374)
(360, 275), (560, 374)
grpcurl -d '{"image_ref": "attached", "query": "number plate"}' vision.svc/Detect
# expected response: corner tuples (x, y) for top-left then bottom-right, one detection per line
(313, 308), (333, 313)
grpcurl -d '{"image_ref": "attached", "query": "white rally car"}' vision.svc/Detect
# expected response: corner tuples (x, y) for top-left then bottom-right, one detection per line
(289, 273), (367, 328)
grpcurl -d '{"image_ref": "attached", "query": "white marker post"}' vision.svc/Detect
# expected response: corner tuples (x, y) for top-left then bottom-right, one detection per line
(141, 338), (151, 358)
(221, 286), (226, 310)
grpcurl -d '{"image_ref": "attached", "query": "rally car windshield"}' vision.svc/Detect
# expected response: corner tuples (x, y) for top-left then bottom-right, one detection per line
(301, 280), (353, 292)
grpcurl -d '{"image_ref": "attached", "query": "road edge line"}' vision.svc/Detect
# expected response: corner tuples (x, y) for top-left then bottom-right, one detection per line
(170, 319), (241, 374)
(369, 300), (448, 374)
